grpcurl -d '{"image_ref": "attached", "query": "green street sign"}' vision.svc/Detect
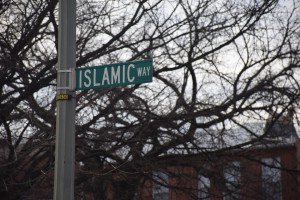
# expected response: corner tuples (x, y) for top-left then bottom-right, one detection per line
(76, 59), (153, 90)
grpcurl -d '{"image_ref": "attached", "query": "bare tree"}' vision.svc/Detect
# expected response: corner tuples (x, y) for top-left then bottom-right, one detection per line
(0, 0), (299, 199)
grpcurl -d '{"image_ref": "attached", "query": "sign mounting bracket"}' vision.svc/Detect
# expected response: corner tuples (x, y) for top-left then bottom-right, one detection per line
(57, 69), (76, 91)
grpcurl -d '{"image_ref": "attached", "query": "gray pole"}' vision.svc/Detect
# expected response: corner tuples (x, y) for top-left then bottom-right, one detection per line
(54, 0), (76, 199)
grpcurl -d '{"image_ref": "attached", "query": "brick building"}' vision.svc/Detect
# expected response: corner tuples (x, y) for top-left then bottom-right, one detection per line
(133, 112), (299, 200)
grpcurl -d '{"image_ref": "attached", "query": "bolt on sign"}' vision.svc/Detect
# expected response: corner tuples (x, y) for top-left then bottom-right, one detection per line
(76, 59), (153, 90)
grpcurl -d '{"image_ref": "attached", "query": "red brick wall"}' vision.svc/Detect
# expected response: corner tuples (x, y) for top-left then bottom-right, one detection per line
(137, 145), (298, 200)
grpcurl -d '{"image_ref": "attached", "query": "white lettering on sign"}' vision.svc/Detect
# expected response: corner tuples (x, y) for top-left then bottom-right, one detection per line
(137, 66), (151, 77)
(127, 64), (135, 82)
(84, 69), (91, 87)
(122, 65), (126, 83)
(111, 66), (120, 84)
(147, 66), (151, 75)
(102, 67), (110, 85)
(93, 69), (100, 86)
(79, 70), (82, 88)
(77, 62), (151, 89)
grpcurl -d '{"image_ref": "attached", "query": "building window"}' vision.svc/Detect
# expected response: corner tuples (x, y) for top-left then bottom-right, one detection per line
(261, 157), (282, 200)
(198, 175), (210, 200)
(223, 161), (240, 200)
(153, 171), (169, 200)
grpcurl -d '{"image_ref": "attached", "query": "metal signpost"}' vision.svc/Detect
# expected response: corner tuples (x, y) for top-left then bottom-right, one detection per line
(54, 0), (76, 199)
(76, 59), (153, 90)
(54, 1), (152, 199)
